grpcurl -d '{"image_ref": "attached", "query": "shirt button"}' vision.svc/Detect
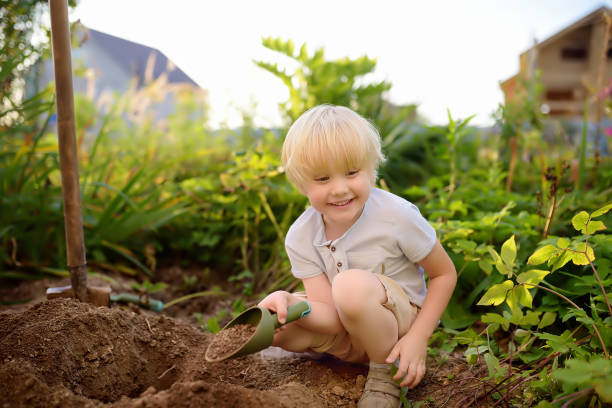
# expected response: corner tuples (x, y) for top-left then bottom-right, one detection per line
(331, 246), (336, 252)
(337, 261), (343, 268)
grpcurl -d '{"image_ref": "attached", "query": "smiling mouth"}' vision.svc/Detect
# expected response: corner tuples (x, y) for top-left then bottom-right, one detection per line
(329, 198), (353, 206)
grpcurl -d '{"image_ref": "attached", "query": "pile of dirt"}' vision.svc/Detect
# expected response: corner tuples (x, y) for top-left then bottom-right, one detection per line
(0, 299), (361, 407)
(0, 297), (495, 407)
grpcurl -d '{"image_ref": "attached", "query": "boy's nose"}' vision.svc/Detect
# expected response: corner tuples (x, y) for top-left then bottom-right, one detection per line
(329, 179), (349, 195)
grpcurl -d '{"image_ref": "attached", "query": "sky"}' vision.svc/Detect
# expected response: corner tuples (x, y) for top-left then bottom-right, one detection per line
(69, 0), (612, 129)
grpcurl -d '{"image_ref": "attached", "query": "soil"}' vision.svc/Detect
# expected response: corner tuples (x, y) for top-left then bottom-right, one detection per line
(206, 323), (257, 361)
(0, 274), (505, 408)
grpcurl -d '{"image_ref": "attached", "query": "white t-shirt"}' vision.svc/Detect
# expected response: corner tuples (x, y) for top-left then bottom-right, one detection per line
(285, 188), (437, 306)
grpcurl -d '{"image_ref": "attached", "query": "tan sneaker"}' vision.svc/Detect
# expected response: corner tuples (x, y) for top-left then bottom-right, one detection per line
(357, 362), (401, 408)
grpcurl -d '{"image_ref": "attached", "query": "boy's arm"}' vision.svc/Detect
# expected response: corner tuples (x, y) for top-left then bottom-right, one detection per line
(298, 274), (344, 334)
(259, 273), (344, 335)
(386, 240), (457, 388)
(408, 240), (457, 341)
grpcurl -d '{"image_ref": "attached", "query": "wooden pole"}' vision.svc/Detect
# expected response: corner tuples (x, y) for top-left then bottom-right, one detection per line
(49, 0), (87, 302)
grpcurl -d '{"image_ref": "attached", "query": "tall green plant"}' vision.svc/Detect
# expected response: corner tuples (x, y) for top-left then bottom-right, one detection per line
(0, 89), (61, 276)
(577, 101), (589, 191)
(254, 37), (391, 126)
(445, 110), (475, 200)
(496, 72), (545, 192)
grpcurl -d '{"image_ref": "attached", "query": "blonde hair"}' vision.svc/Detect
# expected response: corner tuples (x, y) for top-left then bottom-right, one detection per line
(282, 105), (385, 189)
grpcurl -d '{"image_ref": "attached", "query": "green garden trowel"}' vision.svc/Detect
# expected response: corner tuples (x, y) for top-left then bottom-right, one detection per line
(205, 300), (311, 362)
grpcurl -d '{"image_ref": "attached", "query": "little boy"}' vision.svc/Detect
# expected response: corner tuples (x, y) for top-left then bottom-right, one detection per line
(259, 104), (457, 407)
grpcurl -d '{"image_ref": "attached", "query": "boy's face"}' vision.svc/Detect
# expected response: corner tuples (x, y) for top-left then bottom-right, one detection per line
(301, 166), (373, 234)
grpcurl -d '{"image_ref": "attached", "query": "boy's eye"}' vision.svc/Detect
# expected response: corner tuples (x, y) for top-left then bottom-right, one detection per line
(314, 176), (329, 182)
(346, 169), (360, 176)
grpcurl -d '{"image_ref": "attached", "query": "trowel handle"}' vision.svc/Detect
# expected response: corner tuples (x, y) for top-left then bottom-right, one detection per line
(110, 293), (164, 312)
(274, 300), (311, 329)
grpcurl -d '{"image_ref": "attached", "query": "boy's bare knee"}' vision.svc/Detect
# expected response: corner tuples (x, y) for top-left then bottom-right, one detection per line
(332, 269), (376, 316)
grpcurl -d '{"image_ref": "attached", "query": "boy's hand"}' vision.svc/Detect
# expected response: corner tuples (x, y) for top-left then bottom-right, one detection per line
(385, 331), (428, 388)
(258, 290), (292, 324)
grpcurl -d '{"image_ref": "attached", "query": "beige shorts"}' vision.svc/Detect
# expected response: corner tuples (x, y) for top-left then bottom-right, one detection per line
(305, 273), (419, 363)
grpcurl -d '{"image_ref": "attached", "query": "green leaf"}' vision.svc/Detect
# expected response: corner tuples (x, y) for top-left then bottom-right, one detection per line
(572, 253), (589, 265)
(500, 235), (517, 268)
(507, 295), (523, 324)
(481, 313), (510, 331)
(514, 328), (531, 338)
(585, 220), (606, 235)
(563, 309), (596, 326)
(443, 227), (474, 240)
(477, 281), (514, 306)
(513, 285), (533, 309)
(535, 330), (575, 354)
(517, 269), (550, 285)
(452, 328), (481, 345)
(550, 250), (573, 271)
(101, 241), (152, 276)
(592, 203), (612, 218)
(478, 259), (493, 275)
(595, 383), (612, 403)
(455, 239), (477, 252)
(520, 310), (542, 327)
(557, 238), (570, 249)
(571, 242), (595, 265)
(487, 246), (511, 276)
(464, 345), (488, 365)
(207, 317), (220, 334)
(483, 352), (498, 375)
(495, 261), (511, 277)
(527, 245), (557, 265)
(465, 354), (478, 365)
(487, 246), (507, 275)
(520, 310), (540, 326)
(487, 246), (501, 263)
(449, 200), (468, 216)
(130, 279), (167, 294)
(571, 211), (590, 232)
(484, 353), (506, 378)
(551, 359), (593, 385)
(447, 108), (456, 129)
(538, 312), (557, 329)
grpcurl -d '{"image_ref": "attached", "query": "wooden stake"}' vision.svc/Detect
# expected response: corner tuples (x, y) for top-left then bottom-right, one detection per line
(49, 0), (87, 301)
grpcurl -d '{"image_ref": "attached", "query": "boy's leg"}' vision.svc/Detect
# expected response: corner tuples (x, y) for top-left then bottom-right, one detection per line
(331, 269), (398, 362)
(271, 315), (370, 363)
(332, 269), (418, 408)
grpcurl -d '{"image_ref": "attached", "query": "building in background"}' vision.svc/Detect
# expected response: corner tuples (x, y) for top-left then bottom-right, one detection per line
(501, 6), (612, 119)
(500, 6), (611, 154)
(28, 25), (206, 124)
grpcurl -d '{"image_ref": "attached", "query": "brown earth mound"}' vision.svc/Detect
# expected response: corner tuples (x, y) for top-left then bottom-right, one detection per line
(0, 298), (493, 407)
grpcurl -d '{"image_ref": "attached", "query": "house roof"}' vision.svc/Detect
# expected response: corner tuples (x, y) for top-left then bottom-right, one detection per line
(501, 6), (612, 87)
(86, 27), (199, 88)
(519, 6), (611, 57)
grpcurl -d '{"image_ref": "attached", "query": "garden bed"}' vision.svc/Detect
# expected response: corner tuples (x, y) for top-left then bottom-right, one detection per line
(0, 278), (500, 407)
